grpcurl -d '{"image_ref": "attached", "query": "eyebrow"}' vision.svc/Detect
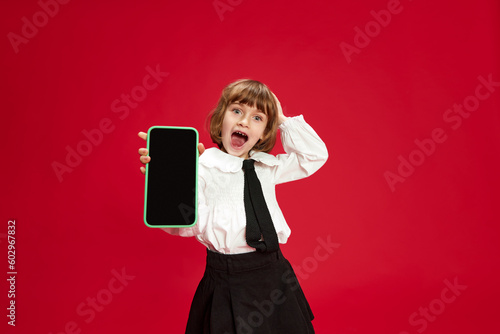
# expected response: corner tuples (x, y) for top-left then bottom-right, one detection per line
(229, 102), (267, 115)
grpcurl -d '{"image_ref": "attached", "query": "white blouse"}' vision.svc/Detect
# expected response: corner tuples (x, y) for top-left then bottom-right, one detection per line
(161, 115), (328, 254)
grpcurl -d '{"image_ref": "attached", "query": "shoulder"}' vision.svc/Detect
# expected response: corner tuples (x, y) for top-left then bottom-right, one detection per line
(249, 151), (281, 168)
(199, 148), (243, 173)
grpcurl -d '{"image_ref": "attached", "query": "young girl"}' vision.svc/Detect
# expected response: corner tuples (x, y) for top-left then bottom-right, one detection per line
(138, 79), (328, 333)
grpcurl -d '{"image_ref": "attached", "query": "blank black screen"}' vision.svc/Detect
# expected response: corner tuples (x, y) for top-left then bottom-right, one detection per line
(144, 127), (197, 227)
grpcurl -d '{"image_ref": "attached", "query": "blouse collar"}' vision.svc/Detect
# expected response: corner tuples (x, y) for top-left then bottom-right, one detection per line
(200, 148), (280, 173)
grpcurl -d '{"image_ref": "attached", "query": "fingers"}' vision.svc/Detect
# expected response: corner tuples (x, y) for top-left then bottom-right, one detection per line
(138, 145), (150, 168)
(271, 92), (287, 125)
(138, 132), (150, 175)
(198, 142), (205, 156)
(271, 91), (281, 105)
(271, 92), (283, 111)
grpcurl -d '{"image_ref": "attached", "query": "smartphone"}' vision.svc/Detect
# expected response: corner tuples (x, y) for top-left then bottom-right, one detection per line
(143, 126), (198, 227)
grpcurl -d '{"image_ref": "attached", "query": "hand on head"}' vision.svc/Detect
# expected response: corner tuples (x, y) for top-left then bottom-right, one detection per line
(271, 92), (288, 126)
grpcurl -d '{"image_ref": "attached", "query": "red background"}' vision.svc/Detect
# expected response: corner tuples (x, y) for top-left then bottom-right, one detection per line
(1, 0), (499, 333)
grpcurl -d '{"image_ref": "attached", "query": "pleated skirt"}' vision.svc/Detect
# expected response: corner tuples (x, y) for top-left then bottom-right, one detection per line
(185, 248), (315, 334)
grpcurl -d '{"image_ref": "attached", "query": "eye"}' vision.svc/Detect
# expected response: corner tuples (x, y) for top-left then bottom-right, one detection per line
(232, 108), (242, 115)
(253, 115), (263, 121)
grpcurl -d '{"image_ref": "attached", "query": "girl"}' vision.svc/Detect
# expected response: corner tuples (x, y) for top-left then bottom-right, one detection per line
(138, 79), (328, 333)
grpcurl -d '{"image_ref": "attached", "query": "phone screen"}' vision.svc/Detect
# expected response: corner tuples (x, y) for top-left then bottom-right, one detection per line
(143, 126), (198, 227)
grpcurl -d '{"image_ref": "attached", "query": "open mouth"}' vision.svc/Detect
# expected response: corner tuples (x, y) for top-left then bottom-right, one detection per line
(231, 131), (248, 148)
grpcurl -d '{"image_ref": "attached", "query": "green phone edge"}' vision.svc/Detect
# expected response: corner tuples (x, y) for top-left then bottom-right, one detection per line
(143, 126), (199, 228)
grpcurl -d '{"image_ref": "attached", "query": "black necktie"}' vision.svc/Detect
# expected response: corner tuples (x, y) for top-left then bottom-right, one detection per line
(242, 159), (279, 253)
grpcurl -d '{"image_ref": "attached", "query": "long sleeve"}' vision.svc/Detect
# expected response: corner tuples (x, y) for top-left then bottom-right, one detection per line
(269, 115), (328, 185)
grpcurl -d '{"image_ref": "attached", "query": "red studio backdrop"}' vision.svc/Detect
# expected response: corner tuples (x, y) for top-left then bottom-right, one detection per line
(1, 0), (499, 333)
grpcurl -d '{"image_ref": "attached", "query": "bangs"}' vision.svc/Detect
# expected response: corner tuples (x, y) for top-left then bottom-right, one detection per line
(209, 79), (279, 153)
(225, 81), (274, 115)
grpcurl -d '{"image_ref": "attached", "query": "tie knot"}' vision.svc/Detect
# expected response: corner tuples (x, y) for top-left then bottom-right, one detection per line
(242, 159), (255, 171)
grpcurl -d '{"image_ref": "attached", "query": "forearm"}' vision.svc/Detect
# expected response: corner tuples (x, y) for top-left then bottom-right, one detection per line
(273, 115), (328, 184)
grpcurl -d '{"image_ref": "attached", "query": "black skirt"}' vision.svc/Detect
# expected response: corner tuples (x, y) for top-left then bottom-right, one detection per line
(185, 248), (315, 334)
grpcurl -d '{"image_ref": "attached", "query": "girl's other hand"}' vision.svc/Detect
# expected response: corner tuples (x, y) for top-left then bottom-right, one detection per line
(272, 92), (288, 125)
(138, 132), (150, 175)
(137, 132), (206, 175)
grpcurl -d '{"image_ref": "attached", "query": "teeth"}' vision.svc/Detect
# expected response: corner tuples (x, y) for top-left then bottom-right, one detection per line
(235, 131), (247, 137)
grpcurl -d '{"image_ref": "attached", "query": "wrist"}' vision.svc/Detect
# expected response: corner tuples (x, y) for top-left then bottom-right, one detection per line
(278, 115), (289, 126)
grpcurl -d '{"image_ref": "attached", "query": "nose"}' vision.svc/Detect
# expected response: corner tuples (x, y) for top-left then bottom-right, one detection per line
(238, 115), (250, 127)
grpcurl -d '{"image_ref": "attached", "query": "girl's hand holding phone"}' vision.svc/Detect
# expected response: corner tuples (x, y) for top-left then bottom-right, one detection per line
(137, 131), (205, 175)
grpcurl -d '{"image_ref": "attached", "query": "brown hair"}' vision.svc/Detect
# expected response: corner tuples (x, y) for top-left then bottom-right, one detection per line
(208, 79), (279, 153)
